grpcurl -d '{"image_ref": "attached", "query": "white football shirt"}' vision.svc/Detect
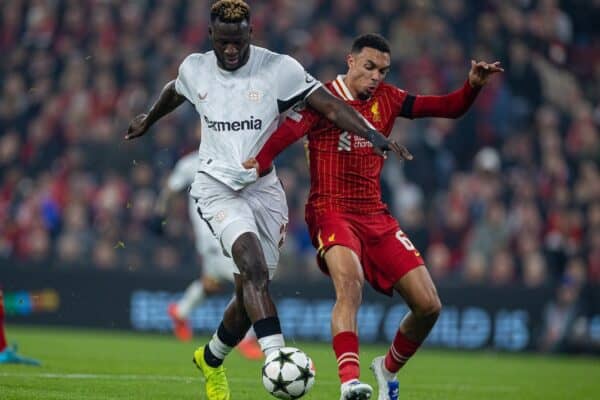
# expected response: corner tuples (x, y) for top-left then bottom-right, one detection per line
(175, 45), (321, 190)
(166, 152), (197, 192)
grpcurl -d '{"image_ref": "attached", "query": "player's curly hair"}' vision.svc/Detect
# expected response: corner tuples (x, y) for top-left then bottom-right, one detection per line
(351, 33), (390, 54)
(210, 0), (251, 23)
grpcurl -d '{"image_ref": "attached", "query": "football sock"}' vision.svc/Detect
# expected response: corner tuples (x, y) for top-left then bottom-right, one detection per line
(254, 316), (284, 357)
(384, 330), (421, 374)
(205, 322), (241, 367)
(176, 280), (204, 319)
(333, 331), (360, 384)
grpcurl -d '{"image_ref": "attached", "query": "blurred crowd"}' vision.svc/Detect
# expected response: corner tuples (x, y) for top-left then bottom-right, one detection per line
(0, 0), (599, 301)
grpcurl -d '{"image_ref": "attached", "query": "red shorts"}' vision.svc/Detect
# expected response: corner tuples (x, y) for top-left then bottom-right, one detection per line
(305, 210), (424, 296)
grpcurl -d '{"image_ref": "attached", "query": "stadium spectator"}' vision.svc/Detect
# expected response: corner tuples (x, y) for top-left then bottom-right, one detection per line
(539, 277), (584, 353)
(0, 1), (597, 298)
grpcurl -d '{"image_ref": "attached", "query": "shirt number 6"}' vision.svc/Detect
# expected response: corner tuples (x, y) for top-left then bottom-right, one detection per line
(395, 230), (416, 251)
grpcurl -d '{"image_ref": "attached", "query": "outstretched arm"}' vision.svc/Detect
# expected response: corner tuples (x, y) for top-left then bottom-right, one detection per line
(401, 60), (503, 119)
(249, 114), (315, 176)
(125, 80), (185, 140)
(245, 85), (418, 175)
(306, 87), (412, 160)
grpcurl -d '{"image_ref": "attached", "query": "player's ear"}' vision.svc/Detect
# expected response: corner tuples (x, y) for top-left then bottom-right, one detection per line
(208, 25), (213, 38)
(346, 53), (354, 70)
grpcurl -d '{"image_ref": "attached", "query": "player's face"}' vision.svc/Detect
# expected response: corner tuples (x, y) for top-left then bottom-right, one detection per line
(209, 20), (252, 71)
(347, 47), (391, 100)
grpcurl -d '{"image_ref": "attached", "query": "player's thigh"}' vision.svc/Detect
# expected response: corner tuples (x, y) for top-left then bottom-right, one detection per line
(305, 211), (363, 276)
(366, 213), (438, 309)
(190, 201), (237, 281)
(241, 170), (288, 275)
(323, 245), (365, 301)
(192, 172), (259, 259)
(364, 221), (425, 296)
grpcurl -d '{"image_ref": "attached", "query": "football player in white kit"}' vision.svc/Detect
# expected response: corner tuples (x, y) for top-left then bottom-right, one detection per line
(157, 151), (262, 359)
(125, 1), (404, 399)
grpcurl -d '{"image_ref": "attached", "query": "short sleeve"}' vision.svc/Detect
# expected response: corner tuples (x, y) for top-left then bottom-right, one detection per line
(174, 54), (199, 103)
(283, 102), (320, 133)
(167, 154), (198, 191)
(275, 55), (322, 113)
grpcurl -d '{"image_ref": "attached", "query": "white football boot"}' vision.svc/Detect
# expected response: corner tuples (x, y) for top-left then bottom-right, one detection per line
(369, 356), (399, 400)
(339, 379), (373, 400)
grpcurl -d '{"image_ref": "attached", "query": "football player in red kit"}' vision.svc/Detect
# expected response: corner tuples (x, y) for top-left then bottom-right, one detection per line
(245, 34), (502, 400)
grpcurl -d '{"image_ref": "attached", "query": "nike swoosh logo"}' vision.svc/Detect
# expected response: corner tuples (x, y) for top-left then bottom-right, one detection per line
(198, 92), (208, 100)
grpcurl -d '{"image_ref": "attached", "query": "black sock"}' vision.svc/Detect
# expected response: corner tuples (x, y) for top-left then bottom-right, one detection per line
(203, 322), (244, 368)
(217, 322), (243, 347)
(253, 316), (282, 339)
(203, 344), (223, 368)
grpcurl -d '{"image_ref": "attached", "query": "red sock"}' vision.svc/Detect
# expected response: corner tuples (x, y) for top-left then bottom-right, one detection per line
(0, 292), (7, 351)
(384, 330), (420, 373)
(332, 331), (360, 384)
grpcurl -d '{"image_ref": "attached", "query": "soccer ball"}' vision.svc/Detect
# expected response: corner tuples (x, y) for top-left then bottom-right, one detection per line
(262, 347), (316, 399)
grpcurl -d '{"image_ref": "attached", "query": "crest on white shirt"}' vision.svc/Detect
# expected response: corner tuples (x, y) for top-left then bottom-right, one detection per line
(248, 90), (261, 102)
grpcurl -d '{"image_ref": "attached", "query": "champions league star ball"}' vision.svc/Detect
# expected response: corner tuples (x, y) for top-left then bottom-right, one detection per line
(262, 347), (316, 399)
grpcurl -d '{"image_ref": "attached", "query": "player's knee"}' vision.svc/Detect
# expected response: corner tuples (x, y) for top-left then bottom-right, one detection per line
(336, 293), (362, 310)
(232, 234), (270, 289)
(238, 254), (269, 289)
(244, 266), (269, 290)
(414, 294), (442, 321)
(335, 279), (363, 308)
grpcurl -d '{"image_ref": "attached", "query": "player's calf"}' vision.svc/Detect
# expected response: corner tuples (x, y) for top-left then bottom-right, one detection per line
(232, 232), (270, 292)
(231, 232), (285, 357)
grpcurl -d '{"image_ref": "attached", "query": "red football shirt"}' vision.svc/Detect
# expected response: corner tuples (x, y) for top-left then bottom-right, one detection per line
(304, 77), (410, 215)
(255, 76), (479, 216)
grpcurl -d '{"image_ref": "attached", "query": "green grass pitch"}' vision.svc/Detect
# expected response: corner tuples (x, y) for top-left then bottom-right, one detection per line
(1, 325), (599, 399)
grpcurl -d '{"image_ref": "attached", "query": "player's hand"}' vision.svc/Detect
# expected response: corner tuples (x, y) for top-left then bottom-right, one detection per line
(386, 141), (414, 161)
(367, 129), (413, 160)
(242, 157), (273, 178)
(125, 114), (150, 140)
(242, 157), (260, 172)
(468, 60), (504, 88)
